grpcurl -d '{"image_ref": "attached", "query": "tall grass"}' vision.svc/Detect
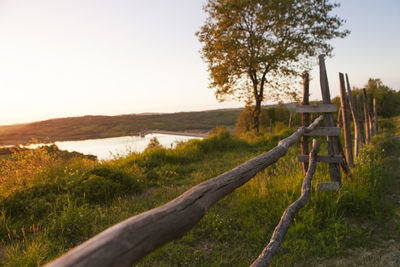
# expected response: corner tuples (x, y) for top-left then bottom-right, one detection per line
(0, 127), (398, 266)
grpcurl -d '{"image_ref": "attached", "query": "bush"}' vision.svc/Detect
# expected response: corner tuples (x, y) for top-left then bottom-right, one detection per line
(81, 165), (145, 203)
(146, 137), (162, 150)
(80, 175), (123, 203)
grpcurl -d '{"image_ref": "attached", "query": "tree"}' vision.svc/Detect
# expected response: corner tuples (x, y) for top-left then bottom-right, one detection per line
(345, 78), (400, 118)
(234, 106), (253, 135)
(146, 137), (162, 150)
(197, 0), (349, 131)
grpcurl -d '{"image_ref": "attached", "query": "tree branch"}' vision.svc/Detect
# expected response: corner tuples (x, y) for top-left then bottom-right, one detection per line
(259, 64), (270, 99)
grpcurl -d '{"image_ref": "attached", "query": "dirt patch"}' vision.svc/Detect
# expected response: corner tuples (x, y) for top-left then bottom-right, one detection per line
(313, 243), (400, 266)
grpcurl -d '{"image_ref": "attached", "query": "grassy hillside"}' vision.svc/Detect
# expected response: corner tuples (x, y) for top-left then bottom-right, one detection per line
(0, 122), (399, 266)
(0, 109), (241, 145)
(0, 103), (299, 146)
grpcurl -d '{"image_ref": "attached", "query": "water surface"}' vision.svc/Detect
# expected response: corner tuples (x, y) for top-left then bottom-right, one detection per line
(29, 133), (201, 160)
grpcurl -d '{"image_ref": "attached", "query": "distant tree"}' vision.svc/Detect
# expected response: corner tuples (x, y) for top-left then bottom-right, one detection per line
(275, 101), (290, 123)
(208, 125), (231, 138)
(197, 0), (349, 132)
(234, 106), (253, 135)
(146, 137), (162, 150)
(339, 78), (400, 118)
(364, 78), (400, 118)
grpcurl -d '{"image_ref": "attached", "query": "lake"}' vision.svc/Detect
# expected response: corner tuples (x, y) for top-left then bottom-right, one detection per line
(27, 133), (202, 160)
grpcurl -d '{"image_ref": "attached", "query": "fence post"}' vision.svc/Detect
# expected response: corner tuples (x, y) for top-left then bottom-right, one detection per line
(373, 98), (378, 133)
(301, 72), (310, 175)
(339, 73), (354, 168)
(369, 109), (375, 137)
(319, 55), (341, 184)
(337, 106), (342, 127)
(365, 89), (374, 137)
(356, 95), (365, 147)
(363, 89), (371, 143)
(345, 74), (363, 156)
(288, 112), (292, 128)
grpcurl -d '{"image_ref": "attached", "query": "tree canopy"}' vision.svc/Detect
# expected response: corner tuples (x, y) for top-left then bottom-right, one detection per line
(340, 78), (400, 118)
(197, 0), (349, 131)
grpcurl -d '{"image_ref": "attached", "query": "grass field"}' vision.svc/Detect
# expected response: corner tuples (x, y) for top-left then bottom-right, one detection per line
(0, 120), (399, 266)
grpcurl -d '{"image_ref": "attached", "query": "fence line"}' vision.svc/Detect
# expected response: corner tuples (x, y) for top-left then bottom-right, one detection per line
(45, 116), (324, 267)
(44, 54), (385, 266)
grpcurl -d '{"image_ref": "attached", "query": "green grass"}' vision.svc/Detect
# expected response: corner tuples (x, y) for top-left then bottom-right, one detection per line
(0, 125), (399, 266)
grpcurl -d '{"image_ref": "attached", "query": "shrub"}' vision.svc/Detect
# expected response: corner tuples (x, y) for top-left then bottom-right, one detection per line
(146, 137), (162, 150)
(81, 165), (145, 203)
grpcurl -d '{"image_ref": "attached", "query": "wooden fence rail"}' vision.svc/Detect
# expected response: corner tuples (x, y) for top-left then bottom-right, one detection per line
(44, 116), (324, 267)
(251, 139), (320, 267)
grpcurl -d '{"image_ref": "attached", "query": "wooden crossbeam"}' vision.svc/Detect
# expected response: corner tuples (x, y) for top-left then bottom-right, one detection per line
(301, 127), (340, 136)
(297, 154), (342, 163)
(296, 104), (337, 113)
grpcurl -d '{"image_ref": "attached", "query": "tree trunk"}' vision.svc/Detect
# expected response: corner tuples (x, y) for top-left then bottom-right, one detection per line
(252, 98), (262, 132)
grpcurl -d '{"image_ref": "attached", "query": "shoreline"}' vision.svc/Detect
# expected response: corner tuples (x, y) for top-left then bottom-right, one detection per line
(142, 130), (208, 138)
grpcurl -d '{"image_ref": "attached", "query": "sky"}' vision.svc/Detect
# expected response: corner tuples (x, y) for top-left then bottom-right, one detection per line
(0, 0), (399, 125)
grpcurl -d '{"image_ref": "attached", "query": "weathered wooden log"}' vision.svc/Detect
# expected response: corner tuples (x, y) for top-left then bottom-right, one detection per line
(362, 88), (374, 137)
(296, 104), (337, 113)
(345, 74), (363, 158)
(251, 139), (320, 267)
(363, 89), (371, 143)
(373, 98), (378, 133)
(318, 55), (341, 184)
(356, 94), (365, 147)
(337, 138), (351, 175)
(339, 73), (353, 168)
(302, 127), (340, 136)
(44, 116), (324, 267)
(301, 72), (310, 175)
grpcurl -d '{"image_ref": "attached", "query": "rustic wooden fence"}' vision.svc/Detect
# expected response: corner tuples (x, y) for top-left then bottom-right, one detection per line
(44, 55), (378, 267)
(44, 115), (323, 267)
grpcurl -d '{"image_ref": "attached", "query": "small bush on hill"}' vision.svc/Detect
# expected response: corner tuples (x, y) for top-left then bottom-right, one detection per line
(145, 137), (162, 150)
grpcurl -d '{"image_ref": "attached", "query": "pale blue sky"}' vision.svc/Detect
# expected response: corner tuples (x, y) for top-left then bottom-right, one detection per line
(0, 0), (399, 125)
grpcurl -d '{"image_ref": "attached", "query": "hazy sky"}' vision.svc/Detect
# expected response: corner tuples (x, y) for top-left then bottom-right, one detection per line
(0, 0), (399, 125)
